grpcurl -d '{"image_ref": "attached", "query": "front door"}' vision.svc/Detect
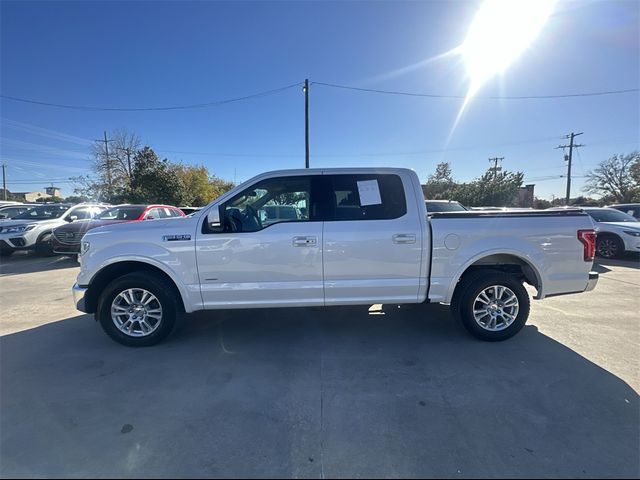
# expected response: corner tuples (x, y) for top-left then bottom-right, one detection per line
(196, 175), (324, 308)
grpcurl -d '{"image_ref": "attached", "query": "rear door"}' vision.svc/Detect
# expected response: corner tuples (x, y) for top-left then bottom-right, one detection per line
(322, 173), (424, 305)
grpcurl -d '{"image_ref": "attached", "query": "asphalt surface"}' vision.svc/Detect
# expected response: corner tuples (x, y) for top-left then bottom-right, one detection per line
(1, 252), (639, 478)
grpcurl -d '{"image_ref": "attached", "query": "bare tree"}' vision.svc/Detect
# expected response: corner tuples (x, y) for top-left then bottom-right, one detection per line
(584, 152), (640, 203)
(88, 129), (141, 202)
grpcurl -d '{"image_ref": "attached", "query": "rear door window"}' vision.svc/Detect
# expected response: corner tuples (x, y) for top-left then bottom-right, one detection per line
(145, 208), (162, 220)
(325, 174), (407, 221)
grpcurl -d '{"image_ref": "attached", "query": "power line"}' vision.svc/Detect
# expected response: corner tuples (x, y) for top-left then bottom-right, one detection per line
(0, 82), (303, 111)
(2, 82), (637, 111)
(312, 81), (640, 100)
(157, 136), (562, 159)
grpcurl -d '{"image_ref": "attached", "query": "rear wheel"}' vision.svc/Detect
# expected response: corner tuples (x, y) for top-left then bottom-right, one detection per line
(596, 235), (624, 259)
(452, 271), (530, 341)
(96, 272), (178, 347)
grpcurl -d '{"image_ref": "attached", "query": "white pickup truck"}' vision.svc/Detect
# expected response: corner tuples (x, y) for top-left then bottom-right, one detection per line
(72, 168), (599, 346)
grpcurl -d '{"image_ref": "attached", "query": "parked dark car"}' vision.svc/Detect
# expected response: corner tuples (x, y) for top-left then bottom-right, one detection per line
(52, 204), (185, 255)
(608, 203), (640, 220)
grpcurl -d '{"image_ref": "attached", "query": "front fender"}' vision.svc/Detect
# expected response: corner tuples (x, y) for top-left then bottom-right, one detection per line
(79, 241), (201, 313)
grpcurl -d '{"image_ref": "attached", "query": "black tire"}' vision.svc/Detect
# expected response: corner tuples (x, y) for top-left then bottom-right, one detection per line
(96, 272), (178, 347)
(35, 233), (55, 256)
(596, 234), (624, 259)
(452, 270), (530, 342)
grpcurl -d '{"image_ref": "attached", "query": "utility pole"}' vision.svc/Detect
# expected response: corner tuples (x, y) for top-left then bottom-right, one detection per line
(304, 79), (310, 168)
(96, 131), (114, 200)
(556, 132), (584, 205)
(1, 163), (6, 201)
(488, 157), (504, 179)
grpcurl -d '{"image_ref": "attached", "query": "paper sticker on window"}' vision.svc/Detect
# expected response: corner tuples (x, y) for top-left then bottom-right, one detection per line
(357, 180), (382, 206)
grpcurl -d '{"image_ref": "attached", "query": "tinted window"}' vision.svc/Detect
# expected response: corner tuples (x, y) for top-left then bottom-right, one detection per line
(327, 174), (406, 221)
(584, 208), (637, 223)
(611, 206), (640, 219)
(0, 207), (29, 218)
(14, 205), (68, 220)
(69, 207), (93, 220)
(218, 176), (311, 233)
(169, 208), (184, 218)
(145, 208), (162, 220)
(425, 201), (466, 213)
(98, 206), (146, 221)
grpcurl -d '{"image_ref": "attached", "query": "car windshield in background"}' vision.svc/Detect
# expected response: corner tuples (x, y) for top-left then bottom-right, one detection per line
(425, 202), (467, 212)
(584, 208), (637, 223)
(13, 205), (68, 220)
(97, 206), (145, 221)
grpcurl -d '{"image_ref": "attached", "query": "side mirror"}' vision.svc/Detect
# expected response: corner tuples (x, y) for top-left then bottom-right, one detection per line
(68, 215), (78, 222)
(146, 215), (155, 220)
(207, 207), (223, 232)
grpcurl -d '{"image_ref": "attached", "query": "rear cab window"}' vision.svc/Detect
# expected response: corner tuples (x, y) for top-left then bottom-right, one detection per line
(325, 174), (407, 221)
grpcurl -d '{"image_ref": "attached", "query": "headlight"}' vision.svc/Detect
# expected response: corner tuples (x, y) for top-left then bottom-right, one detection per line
(623, 230), (640, 237)
(3, 224), (35, 234)
(80, 241), (90, 255)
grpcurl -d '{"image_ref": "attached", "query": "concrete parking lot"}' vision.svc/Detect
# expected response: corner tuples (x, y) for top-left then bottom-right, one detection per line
(1, 252), (639, 478)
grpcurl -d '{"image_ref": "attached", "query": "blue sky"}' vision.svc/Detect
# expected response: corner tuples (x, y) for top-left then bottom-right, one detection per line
(1, 0), (638, 199)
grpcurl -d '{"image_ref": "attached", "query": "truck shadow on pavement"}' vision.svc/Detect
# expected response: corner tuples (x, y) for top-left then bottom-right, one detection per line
(594, 253), (640, 272)
(0, 253), (78, 276)
(1, 305), (638, 478)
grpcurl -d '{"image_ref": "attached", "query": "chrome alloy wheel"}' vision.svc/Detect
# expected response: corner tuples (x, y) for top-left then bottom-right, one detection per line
(472, 285), (519, 332)
(111, 288), (163, 337)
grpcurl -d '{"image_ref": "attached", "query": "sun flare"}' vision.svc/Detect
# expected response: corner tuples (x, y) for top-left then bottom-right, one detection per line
(461, 0), (557, 105)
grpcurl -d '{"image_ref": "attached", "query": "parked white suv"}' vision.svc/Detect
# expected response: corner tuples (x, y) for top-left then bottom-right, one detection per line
(581, 207), (640, 258)
(0, 203), (108, 256)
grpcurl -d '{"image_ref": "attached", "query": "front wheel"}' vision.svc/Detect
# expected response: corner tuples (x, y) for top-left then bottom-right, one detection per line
(96, 272), (178, 346)
(452, 271), (530, 341)
(35, 233), (55, 256)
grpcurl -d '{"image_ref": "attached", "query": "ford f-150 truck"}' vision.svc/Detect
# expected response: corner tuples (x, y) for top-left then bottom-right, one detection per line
(72, 168), (599, 346)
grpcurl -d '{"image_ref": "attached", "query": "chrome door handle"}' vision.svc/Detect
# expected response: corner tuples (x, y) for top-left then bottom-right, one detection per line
(392, 234), (416, 244)
(293, 236), (317, 247)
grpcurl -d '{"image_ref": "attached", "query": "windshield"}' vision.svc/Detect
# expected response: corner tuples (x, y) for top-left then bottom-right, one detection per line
(13, 205), (68, 220)
(425, 201), (466, 212)
(584, 208), (637, 223)
(97, 206), (146, 221)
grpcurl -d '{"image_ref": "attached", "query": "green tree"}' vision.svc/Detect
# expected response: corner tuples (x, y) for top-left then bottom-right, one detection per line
(584, 151), (640, 203)
(64, 195), (89, 204)
(129, 147), (185, 205)
(423, 162), (456, 199)
(36, 196), (64, 203)
(209, 176), (235, 201)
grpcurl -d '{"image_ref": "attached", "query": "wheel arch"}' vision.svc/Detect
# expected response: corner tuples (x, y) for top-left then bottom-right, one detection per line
(449, 252), (543, 303)
(84, 261), (186, 314)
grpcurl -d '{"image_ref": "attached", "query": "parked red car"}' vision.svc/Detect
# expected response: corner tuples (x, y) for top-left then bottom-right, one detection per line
(52, 204), (185, 255)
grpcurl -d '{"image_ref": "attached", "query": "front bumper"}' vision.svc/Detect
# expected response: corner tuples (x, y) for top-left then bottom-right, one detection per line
(0, 238), (26, 251)
(72, 283), (89, 312)
(584, 271), (599, 292)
